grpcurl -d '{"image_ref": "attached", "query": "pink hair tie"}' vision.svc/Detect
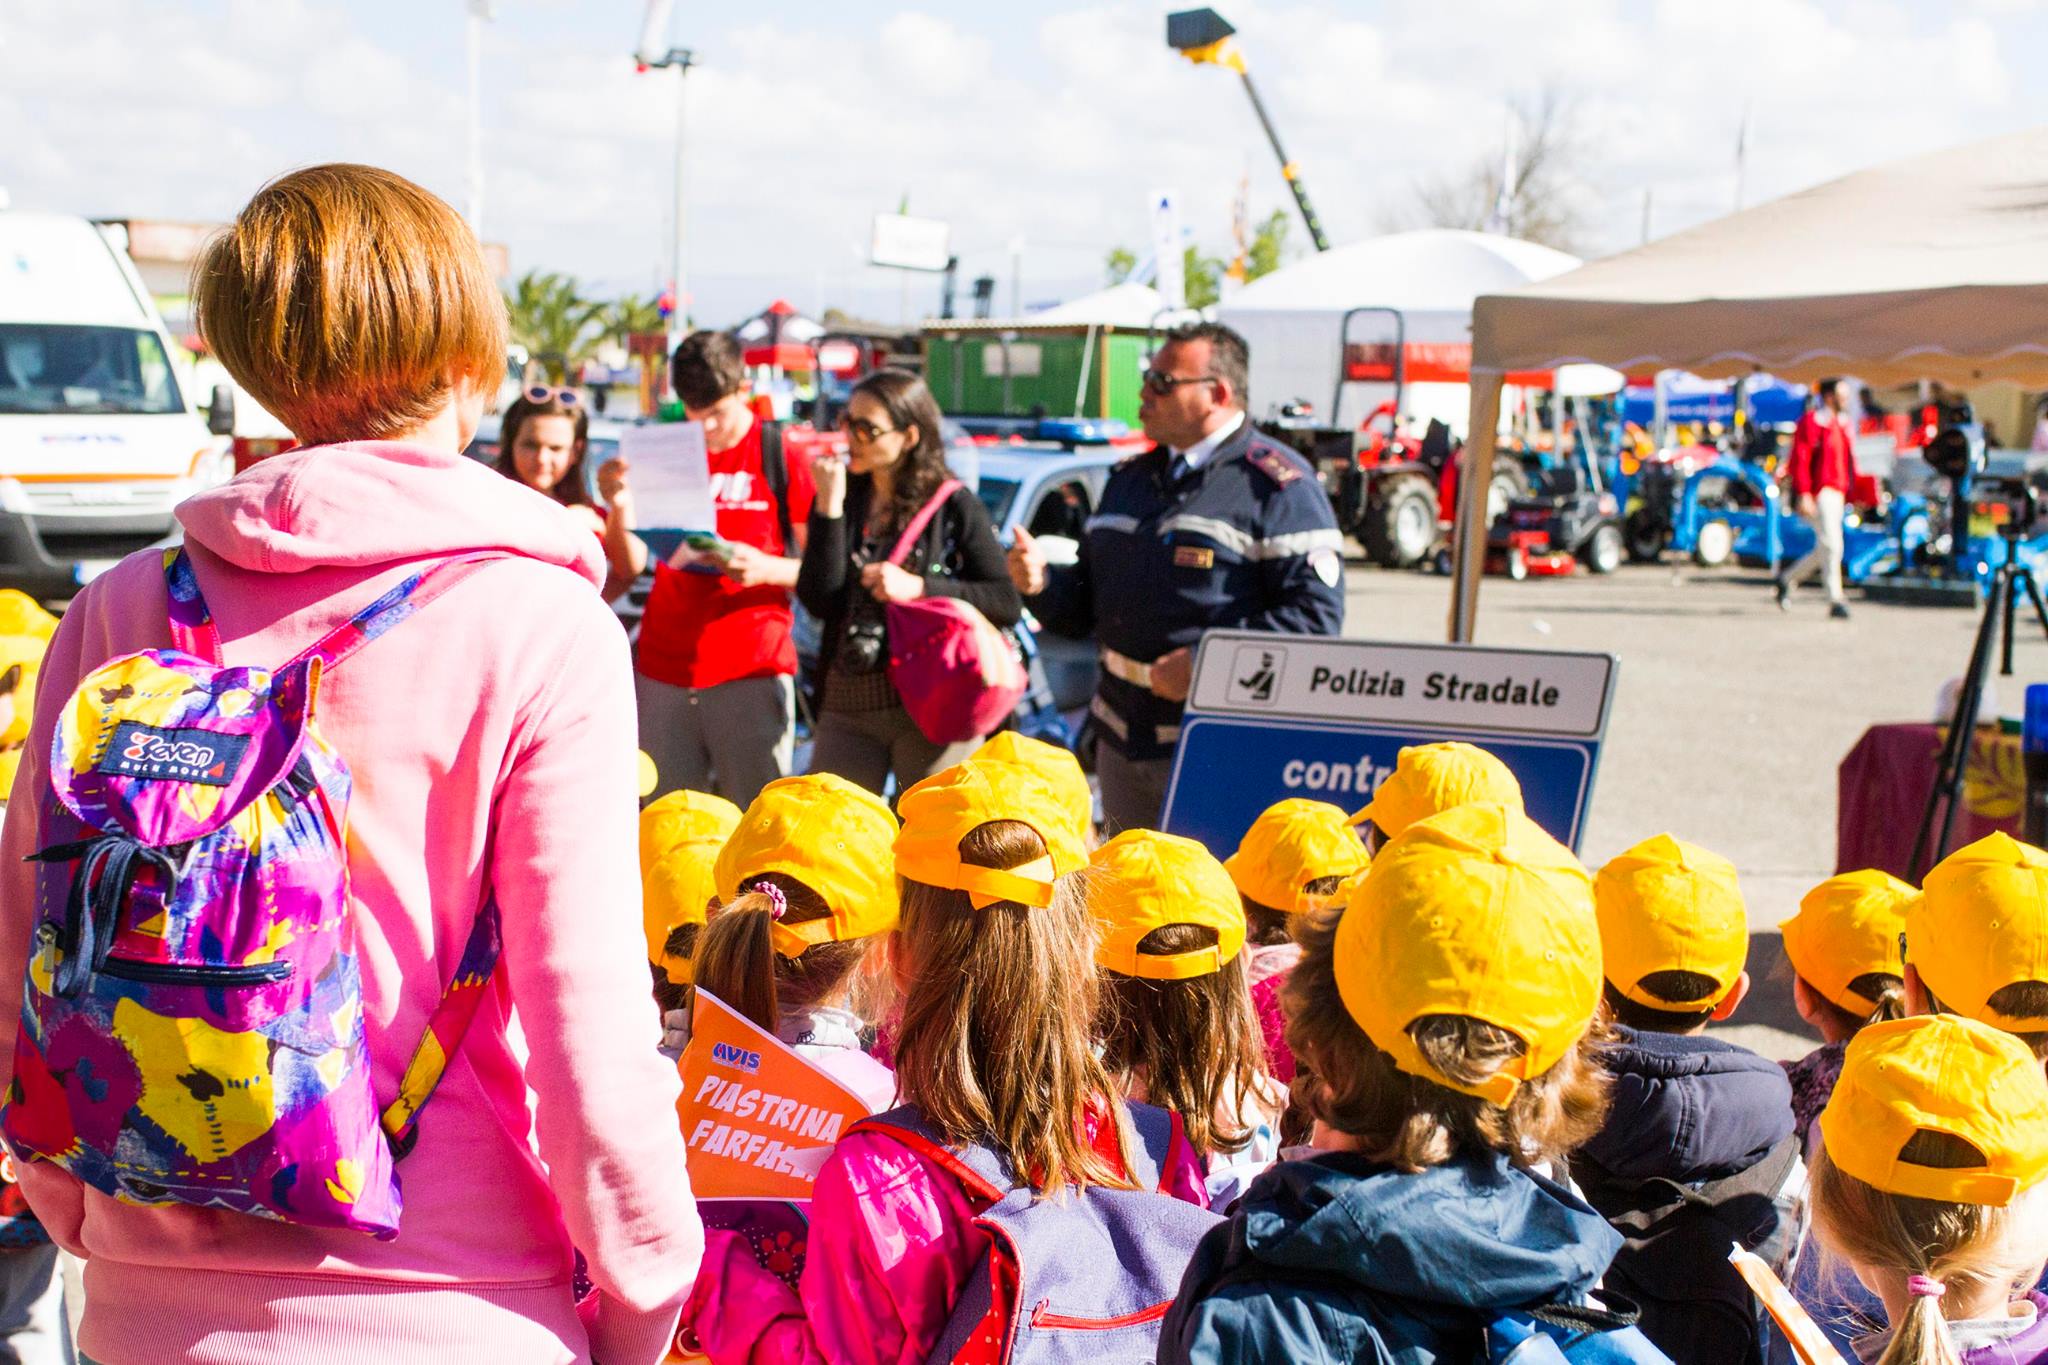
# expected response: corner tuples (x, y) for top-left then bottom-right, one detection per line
(752, 882), (788, 921)
(1907, 1275), (1946, 1300)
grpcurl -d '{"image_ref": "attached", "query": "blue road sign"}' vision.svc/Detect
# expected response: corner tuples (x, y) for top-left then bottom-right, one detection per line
(1161, 631), (1618, 857)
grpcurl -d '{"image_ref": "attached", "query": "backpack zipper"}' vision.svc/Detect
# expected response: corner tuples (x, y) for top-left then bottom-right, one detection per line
(99, 958), (292, 987)
(1027, 1299), (1173, 1331)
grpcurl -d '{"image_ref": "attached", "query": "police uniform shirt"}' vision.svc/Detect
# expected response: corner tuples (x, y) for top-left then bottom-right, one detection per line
(1030, 417), (1345, 762)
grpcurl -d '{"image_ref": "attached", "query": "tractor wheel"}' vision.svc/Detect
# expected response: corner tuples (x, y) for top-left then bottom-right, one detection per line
(1362, 476), (1438, 568)
(1584, 523), (1625, 575)
(1487, 463), (1531, 525)
(1694, 520), (1736, 568)
(1623, 508), (1669, 563)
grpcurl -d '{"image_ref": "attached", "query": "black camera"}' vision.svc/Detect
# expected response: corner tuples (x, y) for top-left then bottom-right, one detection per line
(839, 614), (888, 674)
(1972, 475), (2041, 541)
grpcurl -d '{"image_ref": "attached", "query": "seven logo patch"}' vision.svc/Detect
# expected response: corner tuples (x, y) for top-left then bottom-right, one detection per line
(98, 722), (248, 786)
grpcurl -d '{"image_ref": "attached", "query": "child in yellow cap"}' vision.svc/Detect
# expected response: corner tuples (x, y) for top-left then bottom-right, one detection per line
(1093, 829), (1287, 1206)
(0, 594), (56, 805)
(687, 772), (901, 1113)
(973, 729), (1094, 837)
(1809, 1014), (2048, 1365)
(1907, 833), (2048, 1060)
(1780, 869), (1914, 1156)
(1347, 740), (1522, 852)
(1223, 798), (1368, 1089)
(1160, 803), (1653, 1363)
(1577, 834), (1802, 1365)
(674, 758), (1213, 1365)
(637, 789), (741, 1015)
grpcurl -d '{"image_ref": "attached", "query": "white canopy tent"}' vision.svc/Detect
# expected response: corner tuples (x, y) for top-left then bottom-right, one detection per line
(1451, 126), (2048, 641)
(1218, 229), (1622, 434)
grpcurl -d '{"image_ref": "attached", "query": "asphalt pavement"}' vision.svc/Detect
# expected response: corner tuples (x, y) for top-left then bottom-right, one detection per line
(1342, 556), (2048, 1058)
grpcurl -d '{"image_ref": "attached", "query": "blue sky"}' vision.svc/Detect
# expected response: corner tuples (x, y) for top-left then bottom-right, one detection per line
(7, 1), (2047, 326)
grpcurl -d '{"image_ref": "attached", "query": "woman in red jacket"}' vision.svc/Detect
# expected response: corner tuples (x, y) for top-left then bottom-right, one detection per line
(1777, 378), (1861, 620)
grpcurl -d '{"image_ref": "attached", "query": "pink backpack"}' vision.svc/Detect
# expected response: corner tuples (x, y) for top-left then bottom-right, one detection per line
(883, 480), (1026, 745)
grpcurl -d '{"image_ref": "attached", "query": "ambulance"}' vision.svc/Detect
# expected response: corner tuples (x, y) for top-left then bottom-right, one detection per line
(0, 211), (232, 600)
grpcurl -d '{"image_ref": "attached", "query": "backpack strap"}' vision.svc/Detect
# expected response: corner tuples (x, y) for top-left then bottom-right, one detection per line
(162, 549), (508, 675)
(1124, 1100), (1176, 1193)
(848, 1104), (1015, 1204)
(288, 553), (508, 674)
(379, 890), (503, 1159)
(757, 419), (795, 551)
(163, 547), (223, 665)
(885, 479), (964, 567)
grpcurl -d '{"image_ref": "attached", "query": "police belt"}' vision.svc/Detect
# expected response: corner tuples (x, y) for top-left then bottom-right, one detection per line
(1100, 647), (1155, 691)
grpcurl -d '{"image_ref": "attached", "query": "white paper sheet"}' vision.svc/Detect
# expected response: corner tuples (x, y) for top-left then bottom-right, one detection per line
(621, 420), (716, 533)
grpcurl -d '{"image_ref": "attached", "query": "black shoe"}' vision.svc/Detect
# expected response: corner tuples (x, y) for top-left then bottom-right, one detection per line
(1830, 601), (1851, 620)
(1774, 576), (1791, 610)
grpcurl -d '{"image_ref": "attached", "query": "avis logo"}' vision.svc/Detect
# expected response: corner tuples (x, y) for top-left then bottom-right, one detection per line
(711, 1041), (762, 1073)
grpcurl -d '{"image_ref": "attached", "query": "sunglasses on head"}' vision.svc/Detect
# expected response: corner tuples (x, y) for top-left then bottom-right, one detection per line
(1140, 369), (1218, 397)
(524, 385), (582, 406)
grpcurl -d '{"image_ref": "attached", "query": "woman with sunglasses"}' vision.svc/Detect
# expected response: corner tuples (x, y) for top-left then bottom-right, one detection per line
(495, 385), (646, 600)
(797, 368), (1021, 794)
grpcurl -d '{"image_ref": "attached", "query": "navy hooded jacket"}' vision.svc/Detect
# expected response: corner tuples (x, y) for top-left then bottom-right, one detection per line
(1158, 1150), (1626, 1365)
(1575, 1026), (1797, 1186)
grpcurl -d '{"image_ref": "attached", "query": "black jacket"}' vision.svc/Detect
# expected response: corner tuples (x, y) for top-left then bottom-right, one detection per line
(797, 475), (1022, 679)
(1031, 420), (1344, 760)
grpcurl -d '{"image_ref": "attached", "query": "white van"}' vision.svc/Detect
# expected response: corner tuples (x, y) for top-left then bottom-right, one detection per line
(0, 212), (232, 600)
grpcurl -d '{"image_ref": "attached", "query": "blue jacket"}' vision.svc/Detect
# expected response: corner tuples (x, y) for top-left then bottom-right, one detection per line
(1031, 421), (1344, 761)
(1158, 1150), (1624, 1365)
(1576, 1027), (1797, 1187)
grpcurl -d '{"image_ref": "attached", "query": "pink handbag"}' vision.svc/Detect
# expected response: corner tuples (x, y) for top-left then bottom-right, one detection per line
(882, 479), (1028, 744)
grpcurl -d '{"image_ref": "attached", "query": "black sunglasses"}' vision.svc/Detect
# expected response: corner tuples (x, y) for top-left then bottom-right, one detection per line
(1141, 369), (1218, 397)
(836, 413), (899, 441)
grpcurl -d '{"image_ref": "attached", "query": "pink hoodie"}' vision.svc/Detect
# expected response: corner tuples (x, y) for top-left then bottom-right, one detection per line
(0, 444), (701, 1365)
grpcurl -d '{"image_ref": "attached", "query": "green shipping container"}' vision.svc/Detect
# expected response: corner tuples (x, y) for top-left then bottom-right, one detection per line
(923, 327), (1152, 425)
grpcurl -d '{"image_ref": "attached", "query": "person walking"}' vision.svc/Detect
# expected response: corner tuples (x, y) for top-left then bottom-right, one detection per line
(1007, 322), (1344, 833)
(632, 331), (814, 808)
(1777, 377), (1861, 620)
(799, 368), (1020, 795)
(0, 164), (699, 1365)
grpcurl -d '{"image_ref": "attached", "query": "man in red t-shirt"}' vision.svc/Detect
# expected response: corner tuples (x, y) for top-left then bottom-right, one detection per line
(632, 332), (815, 806)
(1777, 377), (1860, 620)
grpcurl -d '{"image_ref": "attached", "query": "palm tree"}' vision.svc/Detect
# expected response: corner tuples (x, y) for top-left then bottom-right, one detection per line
(600, 293), (667, 349)
(504, 270), (601, 382)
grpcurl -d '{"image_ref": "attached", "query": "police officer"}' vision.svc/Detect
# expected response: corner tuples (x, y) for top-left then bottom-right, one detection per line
(1008, 322), (1344, 833)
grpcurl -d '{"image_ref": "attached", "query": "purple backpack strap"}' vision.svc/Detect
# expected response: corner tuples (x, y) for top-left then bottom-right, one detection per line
(884, 479), (964, 567)
(163, 547), (224, 665)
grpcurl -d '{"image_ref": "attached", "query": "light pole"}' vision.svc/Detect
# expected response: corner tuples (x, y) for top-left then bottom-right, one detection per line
(465, 1), (494, 231)
(636, 1), (695, 366)
(1166, 8), (1331, 253)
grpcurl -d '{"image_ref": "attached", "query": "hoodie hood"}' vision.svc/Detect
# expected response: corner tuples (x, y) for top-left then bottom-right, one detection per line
(1577, 1026), (1795, 1184)
(1238, 1150), (1620, 1313)
(177, 442), (604, 585)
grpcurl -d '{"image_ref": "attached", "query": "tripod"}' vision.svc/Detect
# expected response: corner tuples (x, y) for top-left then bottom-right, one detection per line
(1909, 528), (2048, 879)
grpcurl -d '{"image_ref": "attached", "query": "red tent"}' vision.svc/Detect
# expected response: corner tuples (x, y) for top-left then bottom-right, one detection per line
(733, 298), (825, 370)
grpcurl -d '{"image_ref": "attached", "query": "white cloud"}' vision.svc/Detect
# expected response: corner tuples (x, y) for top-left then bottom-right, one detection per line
(1, 0), (2040, 325)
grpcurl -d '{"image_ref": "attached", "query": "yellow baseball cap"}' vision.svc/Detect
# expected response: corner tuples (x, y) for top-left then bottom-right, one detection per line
(973, 732), (1092, 833)
(895, 759), (1089, 910)
(0, 591), (57, 642)
(638, 790), (742, 981)
(1909, 833), (2048, 1030)
(1090, 830), (1248, 979)
(1336, 802), (1600, 1106)
(1820, 1014), (2048, 1206)
(715, 773), (900, 957)
(1224, 798), (1369, 914)
(1780, 869), (1914, 1015)
(1595, 834), (1748, 1011)
(1350, 742), (1524, 839)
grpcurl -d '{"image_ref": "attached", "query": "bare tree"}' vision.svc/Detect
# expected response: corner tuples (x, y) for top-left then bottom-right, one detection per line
(1398, 88), (1592, 253)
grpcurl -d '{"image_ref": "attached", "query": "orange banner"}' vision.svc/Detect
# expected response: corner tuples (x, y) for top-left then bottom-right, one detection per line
(1729, 1244), (1849, 1365)
(674, 990), (876, 1202)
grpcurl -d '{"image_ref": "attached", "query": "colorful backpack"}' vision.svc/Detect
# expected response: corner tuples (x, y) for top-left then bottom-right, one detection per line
(850, 1101), (1221, 1364)
(0, 549), (503, 1239)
